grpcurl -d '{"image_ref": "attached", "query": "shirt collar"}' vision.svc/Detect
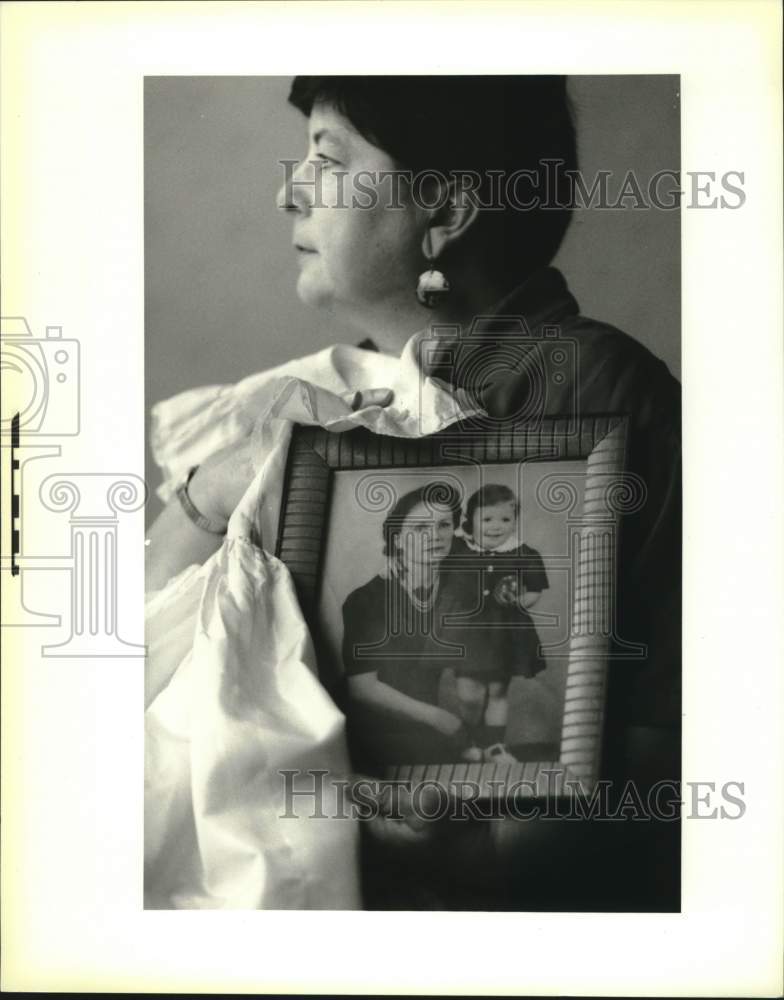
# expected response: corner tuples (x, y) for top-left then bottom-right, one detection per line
(422, 267), (579, 396)
(477, 266), (579, 334)
(461, 533), (523, 554)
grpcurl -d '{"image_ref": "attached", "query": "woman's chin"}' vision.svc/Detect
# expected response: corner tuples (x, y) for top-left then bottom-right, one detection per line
(295, 271), (333, 310)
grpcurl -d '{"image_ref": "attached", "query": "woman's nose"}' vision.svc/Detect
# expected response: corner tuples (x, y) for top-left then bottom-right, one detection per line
(276, 158), (313, 214)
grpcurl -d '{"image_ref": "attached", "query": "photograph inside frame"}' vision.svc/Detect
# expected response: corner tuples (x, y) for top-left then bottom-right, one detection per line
(145, 74), (682, 912)
(322, 462), (575, 779)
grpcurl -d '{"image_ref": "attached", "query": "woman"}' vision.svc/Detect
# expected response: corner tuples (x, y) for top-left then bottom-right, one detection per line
(341, 482), (468, 769)
(146, 76), (681, 911)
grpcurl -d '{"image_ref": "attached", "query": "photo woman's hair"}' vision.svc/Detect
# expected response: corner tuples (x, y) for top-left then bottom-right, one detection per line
(382, 482), (462, 561)
(288, 75), (577, 288)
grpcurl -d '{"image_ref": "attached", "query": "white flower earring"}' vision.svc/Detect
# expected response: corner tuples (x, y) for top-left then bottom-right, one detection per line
(415, 230), (450, 308)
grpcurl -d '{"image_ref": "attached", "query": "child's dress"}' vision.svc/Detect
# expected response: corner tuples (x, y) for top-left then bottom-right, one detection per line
(445, 535), (549, 682)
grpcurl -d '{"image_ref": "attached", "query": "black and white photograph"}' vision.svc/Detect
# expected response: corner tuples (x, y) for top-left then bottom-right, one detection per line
(320, 463), (572, 777)
(144, 74), (682, 912)
(2, 2), (781, 995)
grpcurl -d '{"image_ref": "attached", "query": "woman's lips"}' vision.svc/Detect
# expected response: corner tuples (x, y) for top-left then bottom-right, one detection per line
(294, 244), (317, 253)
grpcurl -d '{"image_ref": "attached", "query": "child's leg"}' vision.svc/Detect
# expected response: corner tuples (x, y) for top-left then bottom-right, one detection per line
(481, 679), (511, 751)
(454, 676), (487, 728)
(454, 676), (487, 757)
(484, 679), (509, 727)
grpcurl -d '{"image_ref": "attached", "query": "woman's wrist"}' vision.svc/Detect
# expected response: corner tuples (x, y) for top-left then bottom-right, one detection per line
(427, 705), (463, 735)
(182, 465), (229, 533)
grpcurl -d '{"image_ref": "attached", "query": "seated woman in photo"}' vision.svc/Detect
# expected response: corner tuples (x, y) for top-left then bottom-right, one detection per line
(145, 75), (681, 911)
(341, 482), (468, 769)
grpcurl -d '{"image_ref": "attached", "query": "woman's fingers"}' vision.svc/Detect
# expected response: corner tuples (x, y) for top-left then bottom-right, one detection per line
(341, 387), (395, 411)
(359, 779), (448, 846)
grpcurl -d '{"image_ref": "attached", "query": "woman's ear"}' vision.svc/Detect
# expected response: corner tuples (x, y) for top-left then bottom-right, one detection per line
(423, 177), (481, 260)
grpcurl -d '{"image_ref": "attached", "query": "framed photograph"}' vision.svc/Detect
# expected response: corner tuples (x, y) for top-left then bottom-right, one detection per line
(275, 413), (634, 798)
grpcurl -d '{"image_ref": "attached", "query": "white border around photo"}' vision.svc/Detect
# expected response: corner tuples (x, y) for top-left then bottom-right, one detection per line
(1, 1), (782, 995)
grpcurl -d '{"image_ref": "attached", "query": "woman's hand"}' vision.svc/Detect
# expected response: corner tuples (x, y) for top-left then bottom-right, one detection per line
(427, 706), (465, 738)
(349, 774), (449, 847)
(495, 575), (541, 610)
(145, 386), (395, 593)
(494, 574), (521, 607)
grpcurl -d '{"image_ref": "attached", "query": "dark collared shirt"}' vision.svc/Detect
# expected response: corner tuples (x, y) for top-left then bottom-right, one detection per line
(361, 268), (682, 911)
(429, 266), (682, 746)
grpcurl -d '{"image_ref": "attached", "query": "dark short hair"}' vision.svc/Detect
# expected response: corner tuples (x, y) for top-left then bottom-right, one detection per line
(288, 75), (577, 285)
(462, 483), (519, 537)
(382, 482), (462, 558)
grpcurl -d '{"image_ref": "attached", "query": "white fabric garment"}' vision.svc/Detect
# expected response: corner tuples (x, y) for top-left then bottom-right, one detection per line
(144, 334), (480, 909)
(460, 532), (525, 553)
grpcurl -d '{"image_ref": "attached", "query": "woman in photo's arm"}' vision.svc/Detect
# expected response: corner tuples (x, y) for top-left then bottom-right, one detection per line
(340, 483), (470, 765)
(347, 671), (462, 738)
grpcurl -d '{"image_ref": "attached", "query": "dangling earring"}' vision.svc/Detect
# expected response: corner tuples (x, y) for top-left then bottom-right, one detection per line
(416, 231), (450, 309)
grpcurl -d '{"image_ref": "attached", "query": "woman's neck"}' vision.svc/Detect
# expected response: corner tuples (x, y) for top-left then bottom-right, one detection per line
(398, 563), (436, 591)
(339, 272), (510, 357)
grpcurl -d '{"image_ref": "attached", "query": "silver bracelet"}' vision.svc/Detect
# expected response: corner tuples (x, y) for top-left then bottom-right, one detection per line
(175, 466), (228, 536)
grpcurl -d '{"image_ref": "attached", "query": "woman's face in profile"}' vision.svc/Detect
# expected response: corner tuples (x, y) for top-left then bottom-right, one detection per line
(394, 502), (455, 571)
(278, 101), (423, 321)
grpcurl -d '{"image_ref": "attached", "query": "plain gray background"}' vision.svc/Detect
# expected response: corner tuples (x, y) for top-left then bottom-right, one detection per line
(145, 75), (680, 520)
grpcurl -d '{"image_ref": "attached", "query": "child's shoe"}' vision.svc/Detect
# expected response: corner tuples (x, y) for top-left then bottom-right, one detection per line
(483, 742), (519, 764)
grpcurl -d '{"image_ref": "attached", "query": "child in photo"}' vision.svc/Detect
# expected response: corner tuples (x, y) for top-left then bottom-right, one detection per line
(449, 483), (549, 763)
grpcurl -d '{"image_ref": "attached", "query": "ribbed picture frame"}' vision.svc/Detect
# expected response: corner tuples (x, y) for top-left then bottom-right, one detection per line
(275, 415), (630, 798)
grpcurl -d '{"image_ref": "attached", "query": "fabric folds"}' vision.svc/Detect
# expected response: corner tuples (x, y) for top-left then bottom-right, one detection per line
(144, 336), (478, 909)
